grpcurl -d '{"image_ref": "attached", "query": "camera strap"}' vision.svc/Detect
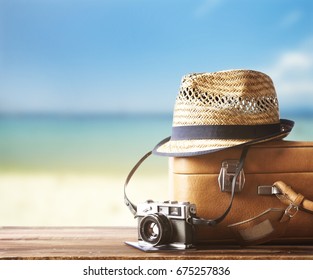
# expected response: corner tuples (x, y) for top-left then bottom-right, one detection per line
(124, 145), (249, 226)
(124, 150), (153, 216)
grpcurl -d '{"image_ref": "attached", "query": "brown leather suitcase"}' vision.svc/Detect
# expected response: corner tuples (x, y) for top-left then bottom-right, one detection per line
(169, 140), (313, 245)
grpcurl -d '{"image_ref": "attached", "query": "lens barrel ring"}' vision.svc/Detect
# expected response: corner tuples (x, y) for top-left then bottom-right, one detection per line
(139, 213), (173, 246)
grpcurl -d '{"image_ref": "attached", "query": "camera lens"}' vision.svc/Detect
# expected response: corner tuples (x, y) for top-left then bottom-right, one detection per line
(139, 213), (173, 246)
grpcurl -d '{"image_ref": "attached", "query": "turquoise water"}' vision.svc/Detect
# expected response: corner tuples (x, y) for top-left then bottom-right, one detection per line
(1, 114), (312, 174)
(0, 114), (172, 174)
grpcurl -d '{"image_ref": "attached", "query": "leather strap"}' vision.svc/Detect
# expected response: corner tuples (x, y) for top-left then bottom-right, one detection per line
(192, 146), (249, 226)
(124, 144), (249, 227)
(124, 150), (153, 216)
(274, 181), (313, 214)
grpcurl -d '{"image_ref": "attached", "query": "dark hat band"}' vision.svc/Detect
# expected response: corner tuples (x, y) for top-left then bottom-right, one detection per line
(171, 123), (282, 140)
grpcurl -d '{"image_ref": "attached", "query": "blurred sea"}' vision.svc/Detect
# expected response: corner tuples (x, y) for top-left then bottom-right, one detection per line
(0, 114), (173, 176)
(1, 113), (313, 175)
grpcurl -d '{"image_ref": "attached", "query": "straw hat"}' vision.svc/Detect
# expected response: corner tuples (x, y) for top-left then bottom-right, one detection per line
(153, 69), (294, 157)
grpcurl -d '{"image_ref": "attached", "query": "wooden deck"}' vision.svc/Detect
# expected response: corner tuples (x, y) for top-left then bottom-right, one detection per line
(1, 227), (313, 260)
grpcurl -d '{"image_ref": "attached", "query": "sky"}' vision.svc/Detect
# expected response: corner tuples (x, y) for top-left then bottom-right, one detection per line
(0, 0), (313, 115)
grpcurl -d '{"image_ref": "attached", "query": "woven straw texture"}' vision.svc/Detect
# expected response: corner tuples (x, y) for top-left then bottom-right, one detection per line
(173, 69), (279, 126)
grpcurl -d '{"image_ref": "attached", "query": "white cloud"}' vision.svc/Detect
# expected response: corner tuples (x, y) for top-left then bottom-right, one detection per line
(271, 52), (312, 73)
(264, 38), (313, 111)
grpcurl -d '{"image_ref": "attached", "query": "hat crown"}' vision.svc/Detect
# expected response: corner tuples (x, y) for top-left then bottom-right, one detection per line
(173, 69), (279, 126)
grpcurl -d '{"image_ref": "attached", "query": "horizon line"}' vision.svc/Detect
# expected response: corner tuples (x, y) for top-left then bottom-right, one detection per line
(0, 109), (312, 118)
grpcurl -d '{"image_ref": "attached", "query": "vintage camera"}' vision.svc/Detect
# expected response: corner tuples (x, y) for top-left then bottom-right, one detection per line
(136, 200), (197, 249)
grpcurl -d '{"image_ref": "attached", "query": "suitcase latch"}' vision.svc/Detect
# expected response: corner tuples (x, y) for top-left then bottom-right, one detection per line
(218, 160), (245, 193)
(257, 185), (281, 195)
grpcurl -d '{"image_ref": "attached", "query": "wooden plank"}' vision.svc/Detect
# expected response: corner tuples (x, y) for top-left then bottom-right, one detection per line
(0, 227), (313, 260)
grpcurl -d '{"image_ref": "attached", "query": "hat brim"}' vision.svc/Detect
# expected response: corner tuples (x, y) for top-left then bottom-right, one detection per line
(152, 119), (294, 157)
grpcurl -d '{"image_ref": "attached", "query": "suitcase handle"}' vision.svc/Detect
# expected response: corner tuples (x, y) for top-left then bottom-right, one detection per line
(274, 181), (313, 214)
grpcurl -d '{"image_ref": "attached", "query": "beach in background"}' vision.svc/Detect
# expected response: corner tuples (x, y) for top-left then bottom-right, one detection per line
(0, 114), (171, 227)
(0, 114), (312, 227)
(2, 0), (313, 228)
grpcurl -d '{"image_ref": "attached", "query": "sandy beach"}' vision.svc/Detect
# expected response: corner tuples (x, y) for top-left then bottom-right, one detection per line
(0, 172), (169, 227)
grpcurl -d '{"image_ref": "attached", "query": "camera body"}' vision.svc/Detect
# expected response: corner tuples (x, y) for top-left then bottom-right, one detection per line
(136, 200), (197, 248)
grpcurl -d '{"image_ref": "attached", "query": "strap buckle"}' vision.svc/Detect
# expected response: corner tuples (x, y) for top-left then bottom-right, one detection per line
(284, 203), (299, 218)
